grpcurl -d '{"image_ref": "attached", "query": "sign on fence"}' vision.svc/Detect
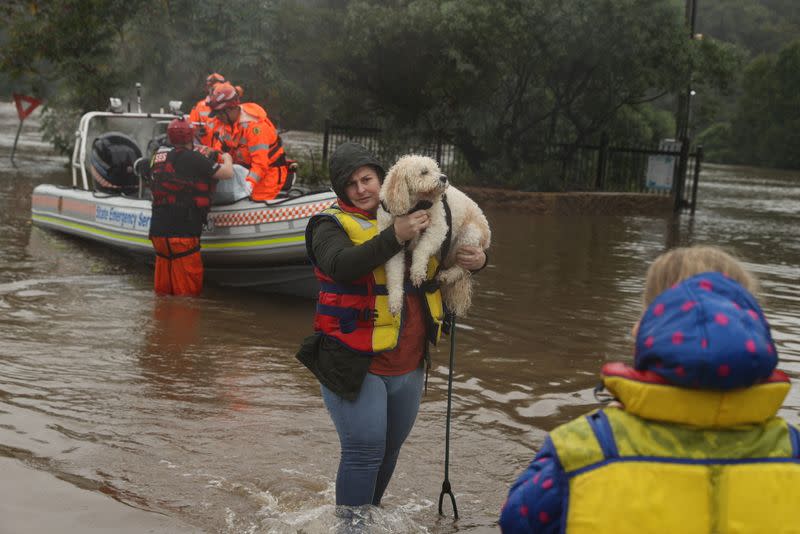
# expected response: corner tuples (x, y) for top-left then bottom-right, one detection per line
(645, 139), (681, 191)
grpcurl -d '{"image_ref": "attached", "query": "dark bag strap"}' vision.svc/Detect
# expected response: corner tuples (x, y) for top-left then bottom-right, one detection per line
(440, 194), (453, 263)
(316, 303), (377, 334)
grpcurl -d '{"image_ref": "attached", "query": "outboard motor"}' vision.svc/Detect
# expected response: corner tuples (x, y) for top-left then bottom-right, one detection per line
(89, 132), (142, 194)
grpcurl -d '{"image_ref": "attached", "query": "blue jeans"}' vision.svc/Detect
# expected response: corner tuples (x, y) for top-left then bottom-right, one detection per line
(322, 367), (424, 506)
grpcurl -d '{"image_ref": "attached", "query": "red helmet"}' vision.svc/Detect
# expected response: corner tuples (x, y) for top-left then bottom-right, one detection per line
(167, 117), (194, 145)
(205, 72), (226, 88)
(206, 82), (240, 117)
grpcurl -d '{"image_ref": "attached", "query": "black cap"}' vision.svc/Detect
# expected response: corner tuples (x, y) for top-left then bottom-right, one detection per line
(328, 142), (385, 205)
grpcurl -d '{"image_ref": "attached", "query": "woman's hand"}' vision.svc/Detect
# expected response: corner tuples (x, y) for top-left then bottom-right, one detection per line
(455, 246), (486, 271)
(393, 211), (430, 243)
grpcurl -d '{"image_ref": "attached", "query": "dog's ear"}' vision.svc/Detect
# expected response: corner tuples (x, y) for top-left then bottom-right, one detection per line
(384, 164), (411, 214)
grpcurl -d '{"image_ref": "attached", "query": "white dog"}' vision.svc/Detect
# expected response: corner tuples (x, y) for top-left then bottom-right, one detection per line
(378, 155), (491, 317)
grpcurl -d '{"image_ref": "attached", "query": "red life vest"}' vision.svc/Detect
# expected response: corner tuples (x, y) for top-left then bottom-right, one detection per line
(306, 206), (443, 354)
(149, 146), (213, 211)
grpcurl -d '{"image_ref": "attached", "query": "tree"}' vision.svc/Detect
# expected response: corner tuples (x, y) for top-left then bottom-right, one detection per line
(1, 0), (138, 109)
(0, 0), (282, 153)
(316, 0), (736, 178)
(698, 0), (800, 56)
(731, 40), (800, 169)
(0, 0), (745, 176)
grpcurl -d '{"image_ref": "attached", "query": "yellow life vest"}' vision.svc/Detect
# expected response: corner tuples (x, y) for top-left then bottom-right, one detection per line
(307, 205), (444, 354)
(550, 369), (800, 534)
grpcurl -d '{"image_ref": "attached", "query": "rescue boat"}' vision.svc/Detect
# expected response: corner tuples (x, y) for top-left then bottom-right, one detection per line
(31, 106), (336, 297)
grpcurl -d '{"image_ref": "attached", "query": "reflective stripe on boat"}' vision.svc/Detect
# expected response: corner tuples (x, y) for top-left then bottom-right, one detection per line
(32, 214), (152, 245)
(208, 200), (335, 227)
(201, 235), (304, 248)
(31, 214), (305, 249)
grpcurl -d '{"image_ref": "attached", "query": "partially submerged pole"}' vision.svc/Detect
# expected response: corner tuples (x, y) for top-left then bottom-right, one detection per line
(690, 146), (703, 215)
(10, 120), (24, 168)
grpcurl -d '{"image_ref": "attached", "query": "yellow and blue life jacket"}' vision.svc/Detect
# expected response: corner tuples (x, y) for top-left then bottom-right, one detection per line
(550, 364), (800, 534)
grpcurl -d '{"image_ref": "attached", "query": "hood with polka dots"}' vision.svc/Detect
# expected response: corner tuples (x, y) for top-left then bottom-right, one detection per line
(634, 271), (778, 390)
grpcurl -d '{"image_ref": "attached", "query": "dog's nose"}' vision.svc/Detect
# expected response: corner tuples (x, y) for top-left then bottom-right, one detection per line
(439, 174), (448, 184)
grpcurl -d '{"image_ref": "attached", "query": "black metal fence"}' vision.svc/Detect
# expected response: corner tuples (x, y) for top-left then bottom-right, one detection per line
(322, 120), (473, 181)
(322, 120), (703, 213)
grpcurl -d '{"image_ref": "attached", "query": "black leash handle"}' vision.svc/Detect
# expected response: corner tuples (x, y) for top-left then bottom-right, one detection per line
(438, 311), (459, 520)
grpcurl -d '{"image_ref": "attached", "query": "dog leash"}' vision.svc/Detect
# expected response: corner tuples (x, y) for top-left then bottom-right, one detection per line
(438, 310), (459, 520)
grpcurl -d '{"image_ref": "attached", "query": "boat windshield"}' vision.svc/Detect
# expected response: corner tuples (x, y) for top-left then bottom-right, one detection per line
(72, 111), (179, 193)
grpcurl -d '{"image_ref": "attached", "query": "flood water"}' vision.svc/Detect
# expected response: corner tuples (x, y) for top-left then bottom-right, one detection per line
(1, 104), (799, 533)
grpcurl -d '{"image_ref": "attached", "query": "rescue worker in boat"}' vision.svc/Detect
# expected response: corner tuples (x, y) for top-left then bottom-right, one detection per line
(148, 117), (233, 296)
(204, 82), (292, 201)
(188, 72), (226, 142)
(296, 142), (486, 514)
(500, 245), (800, 534)
(189, 73), (246, 147)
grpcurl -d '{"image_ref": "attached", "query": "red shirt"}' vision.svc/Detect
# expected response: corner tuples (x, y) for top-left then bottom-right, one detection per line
(369, 292), (426, 375)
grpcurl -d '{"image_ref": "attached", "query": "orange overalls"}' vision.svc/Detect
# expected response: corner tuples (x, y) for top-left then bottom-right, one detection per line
(207, 103), (290, 201)
(151, 237), (204, 296)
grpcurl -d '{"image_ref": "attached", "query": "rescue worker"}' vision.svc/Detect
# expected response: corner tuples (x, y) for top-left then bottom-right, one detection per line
(189, 73), (247, 147)
(205, 82), (292, 201)
(189, 72), (227, 144)
(296, 142), (486, 515)
(500, 245), (800, 534)
(148, 117), (234, 296)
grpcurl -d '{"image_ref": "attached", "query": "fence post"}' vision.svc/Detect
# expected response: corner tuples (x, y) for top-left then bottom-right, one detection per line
(690, 145), (703, 215)
(435, 131), (443, 166)
(595, 132), (609, 190)
(322, 118), (331, 170)
(673, 136), (690, 214)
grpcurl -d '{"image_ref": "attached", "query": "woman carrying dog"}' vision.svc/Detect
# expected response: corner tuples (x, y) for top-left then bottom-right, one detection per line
(297, 142), (485, 513)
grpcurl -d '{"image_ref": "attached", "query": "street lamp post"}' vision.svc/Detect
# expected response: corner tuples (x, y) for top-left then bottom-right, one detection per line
(673, 0), (699, 213)
(677, 0), (698, 140)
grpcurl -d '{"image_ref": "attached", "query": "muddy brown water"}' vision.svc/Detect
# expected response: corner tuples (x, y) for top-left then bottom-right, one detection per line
(0, 104), (798, 533)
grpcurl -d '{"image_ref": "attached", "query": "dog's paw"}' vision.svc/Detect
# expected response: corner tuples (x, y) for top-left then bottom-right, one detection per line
(437, 266), (466, 285)
(388, 293), (404, 315)
(409, 266), (426, 287)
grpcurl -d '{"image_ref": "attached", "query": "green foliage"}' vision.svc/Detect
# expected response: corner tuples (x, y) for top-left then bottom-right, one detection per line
(604, 105), (676, 146)
(696, 122), (737, 163)
(692, 37), (746, 95)
(1, 0), (135, 109)
(698, 0), (800, 56)
(730, 40), (800, 169)
(39, 100), (82, 156)
(4, 0), (795, 181)
(686, 0), (800, 164)
(316, 0), (713, 183)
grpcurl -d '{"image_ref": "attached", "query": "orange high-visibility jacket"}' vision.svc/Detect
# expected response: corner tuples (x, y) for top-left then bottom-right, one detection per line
(189, 99), (218, 146)
(207, 103), (289, 201)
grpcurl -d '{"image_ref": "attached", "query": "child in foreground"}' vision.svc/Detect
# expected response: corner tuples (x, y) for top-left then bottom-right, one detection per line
(500, 245), (800, 534)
